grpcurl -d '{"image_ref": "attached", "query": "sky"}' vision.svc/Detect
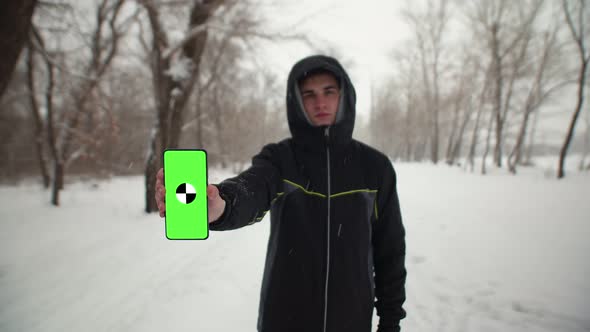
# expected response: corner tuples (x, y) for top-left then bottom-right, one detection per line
(256, 0), (411, 123)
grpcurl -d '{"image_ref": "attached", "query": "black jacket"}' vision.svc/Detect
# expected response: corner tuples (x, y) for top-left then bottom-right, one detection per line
(210, 55), (406, 332)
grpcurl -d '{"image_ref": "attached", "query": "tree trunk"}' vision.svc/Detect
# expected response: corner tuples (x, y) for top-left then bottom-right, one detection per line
(508, 35), (550, 173)
(467, 111), (480, 172)
(212, 85), (228, 169)
(26, 44), (50, 188)
(558, 60), (588, 178)
(467, 70), (490, 172)
(404, 94), (414, 162)
(482, 108), (495, 175)
(431, 91), (440, 165)
(558, 0), (588, 179)
(523, 103), (540, 165)
(446, 72), (469, 166)
(51, 161), (64, 206)
(504, 35), (534, 173)
(445, 100), (460, 165)
(491, 24), (504, 168)
(43, 46), (62, 202)
(0, 0), (38, 98)
(508, 105), (533, 174)
(145, 145), (159, 213)
(450, 105), (472, 166)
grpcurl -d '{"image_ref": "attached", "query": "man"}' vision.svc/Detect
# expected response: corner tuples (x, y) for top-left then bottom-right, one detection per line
(155, 55), (406, 332)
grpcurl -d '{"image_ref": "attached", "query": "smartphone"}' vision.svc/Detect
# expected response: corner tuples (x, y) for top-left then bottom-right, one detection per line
(163, 149), (209, 240)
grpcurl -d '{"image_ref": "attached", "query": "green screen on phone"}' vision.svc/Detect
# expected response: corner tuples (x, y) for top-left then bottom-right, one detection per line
(163, 149), (208, 240)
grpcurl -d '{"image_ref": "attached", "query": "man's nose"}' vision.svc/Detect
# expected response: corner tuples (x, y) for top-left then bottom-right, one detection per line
(316, 95), (327, 109)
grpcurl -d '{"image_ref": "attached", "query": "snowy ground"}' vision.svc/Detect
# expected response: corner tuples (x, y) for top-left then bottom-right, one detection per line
(1, 158), (589, 332)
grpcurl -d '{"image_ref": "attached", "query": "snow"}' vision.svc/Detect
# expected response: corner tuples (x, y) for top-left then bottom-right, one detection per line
(1, 161), (589, 331)
(171, 88), (183, 98)
(164, 56), (193, 82)
(168, 30), (185, 47)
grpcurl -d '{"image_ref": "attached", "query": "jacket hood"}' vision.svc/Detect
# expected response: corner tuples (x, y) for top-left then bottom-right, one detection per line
(286, 55), (356, 151)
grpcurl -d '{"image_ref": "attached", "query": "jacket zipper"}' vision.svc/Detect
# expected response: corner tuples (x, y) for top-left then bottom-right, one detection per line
(323, 126), (331, 332)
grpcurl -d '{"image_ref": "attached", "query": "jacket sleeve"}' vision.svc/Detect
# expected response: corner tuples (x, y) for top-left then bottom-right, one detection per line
(209, 143), (282, 231)
(372, 159), (407, 332)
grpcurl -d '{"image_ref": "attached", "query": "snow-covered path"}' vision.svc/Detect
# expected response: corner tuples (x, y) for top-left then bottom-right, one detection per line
(1, 162), (589, 331)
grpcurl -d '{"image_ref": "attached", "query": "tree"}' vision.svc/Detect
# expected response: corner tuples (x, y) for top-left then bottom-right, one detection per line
(27, 0), (131, 205)
(467, 0), (545, 168)
(0, 0), (38, 98)
(466, 63), (492, 172)
(508, 26), (561, 173)
(25, 30), (50, 188)
(372, 46), (430, 161)
(445, 51), (479, 166)
(140, 0), (309, 212)
(402, 0), (451, 164)
(558, 0), (590, 179)
(140, 0), (225, 213)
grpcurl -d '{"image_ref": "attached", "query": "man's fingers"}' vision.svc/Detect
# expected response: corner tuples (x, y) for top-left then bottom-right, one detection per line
(207, 185), (219, 200)
(155, 168), (166, 219)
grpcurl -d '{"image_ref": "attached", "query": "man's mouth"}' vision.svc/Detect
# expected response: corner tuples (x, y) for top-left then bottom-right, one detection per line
(315, 113), (331, 118)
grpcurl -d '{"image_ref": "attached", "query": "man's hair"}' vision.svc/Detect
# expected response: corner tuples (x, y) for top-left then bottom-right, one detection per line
(298, 68), (341, 89)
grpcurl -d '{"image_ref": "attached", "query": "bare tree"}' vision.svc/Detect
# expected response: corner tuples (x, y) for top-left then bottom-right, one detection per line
(28, 0), (130, 205)
(444, 71), (463, 164)
(26, 23), (61, 201)
(372, 46), (431, 161)
(481, 100), (496, 174)
(558, 0), (590, 178)
(466, 63), (492, 172)
(402, 0), (451, 164)
(140, 0), (225, 213)
(445, 52), (479, 166)
(522, 103), (542, 165)
(468, 0), (545, 168)
(508, 27), (560, 173)
(0, 0), (38, 98)
(25, 33), (50, 188)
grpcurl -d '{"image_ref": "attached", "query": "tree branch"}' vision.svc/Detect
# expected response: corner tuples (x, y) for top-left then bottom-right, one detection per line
(563, 0), (584, 56)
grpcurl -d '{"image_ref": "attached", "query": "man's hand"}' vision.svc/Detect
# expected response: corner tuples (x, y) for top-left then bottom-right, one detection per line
(155, 168), (167, 218)
(205, 183), (226, 223)
(155, 168), (226, 223)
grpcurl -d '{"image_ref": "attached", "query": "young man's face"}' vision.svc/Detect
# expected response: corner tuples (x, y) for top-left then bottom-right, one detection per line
(299, 73), (340, 126)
